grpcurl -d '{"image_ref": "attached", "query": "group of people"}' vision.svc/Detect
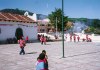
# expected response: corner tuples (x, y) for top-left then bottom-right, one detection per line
(40, 35), (47, 45)
(66, 34), (80, 42)
(36, 50), (49, 70)
(66, 34), (92, 42)
(83, 34), (92, 42)
(17, 34), (48, 55)
(18, 37), (49, 70)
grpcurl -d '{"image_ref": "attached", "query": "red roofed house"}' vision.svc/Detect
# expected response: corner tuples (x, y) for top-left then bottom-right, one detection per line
(0, 12), (37, 44)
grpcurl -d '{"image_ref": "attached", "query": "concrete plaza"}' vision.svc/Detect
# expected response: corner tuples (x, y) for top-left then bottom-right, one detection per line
(0, 41), (100, 70)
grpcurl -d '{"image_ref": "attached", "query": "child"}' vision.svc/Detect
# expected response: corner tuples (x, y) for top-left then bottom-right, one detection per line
(77, 36), (80, 42)
(43, 36), (47, 45)
(42, 50), (48, 59)
(18, 38), (26, 55)
(26, 36), (29, 43)
(36, 53), (46, 70)
(42, 50), (48, 70)
(40, 35), (44, 45)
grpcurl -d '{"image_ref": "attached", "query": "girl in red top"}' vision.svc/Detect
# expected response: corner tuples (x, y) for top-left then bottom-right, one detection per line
(18, 38), (26, 55)
(43, 36), (47, 45)
(73, 35), (76, 42)
(77, 36), (80, 42)
(40, 35), (44, 45)
(26, 36), (29, 43)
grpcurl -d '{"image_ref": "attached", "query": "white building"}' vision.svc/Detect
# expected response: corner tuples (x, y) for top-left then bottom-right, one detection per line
(24, 12), (37, 22)
(0, 12), (37, 43)
(24, 12), (51, 33)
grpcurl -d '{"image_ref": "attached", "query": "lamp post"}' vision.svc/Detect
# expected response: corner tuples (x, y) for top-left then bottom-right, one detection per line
(56, 17), (58, 36)
(62, 0), (65, 58)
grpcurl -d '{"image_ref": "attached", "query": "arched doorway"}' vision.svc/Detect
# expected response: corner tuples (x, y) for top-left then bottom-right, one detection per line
(15, 28), (23, 40)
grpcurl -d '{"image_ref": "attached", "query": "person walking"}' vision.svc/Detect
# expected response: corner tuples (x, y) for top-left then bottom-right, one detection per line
(18, 38), (26, 55)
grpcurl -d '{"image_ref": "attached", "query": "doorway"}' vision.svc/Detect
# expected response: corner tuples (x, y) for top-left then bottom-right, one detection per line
(15, 28), (23, 40)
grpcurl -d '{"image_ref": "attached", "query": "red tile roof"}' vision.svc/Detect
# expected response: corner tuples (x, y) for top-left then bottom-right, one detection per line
(0, 12), (36, 23)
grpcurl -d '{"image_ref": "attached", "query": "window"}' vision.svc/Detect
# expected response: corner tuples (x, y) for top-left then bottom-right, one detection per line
(40, 29), (45, 32)
(40, 24), (45, 26)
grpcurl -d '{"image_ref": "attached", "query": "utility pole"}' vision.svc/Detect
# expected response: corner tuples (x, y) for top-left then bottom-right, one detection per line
(62, 0), (65, 58)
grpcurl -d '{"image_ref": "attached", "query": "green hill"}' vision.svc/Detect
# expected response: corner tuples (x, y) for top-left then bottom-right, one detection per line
(0, 8), (33, 15)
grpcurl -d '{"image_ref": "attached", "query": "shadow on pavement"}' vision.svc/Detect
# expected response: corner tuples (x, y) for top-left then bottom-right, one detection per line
(66, 51), (100, 58)
(26, 52), (37, 54)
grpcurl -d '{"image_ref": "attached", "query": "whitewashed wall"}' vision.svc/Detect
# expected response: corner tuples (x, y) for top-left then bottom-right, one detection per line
(0, 21), (37, 41)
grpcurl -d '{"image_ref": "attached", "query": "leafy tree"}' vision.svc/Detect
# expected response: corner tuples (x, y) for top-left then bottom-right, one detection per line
(92, 19), (100, 28)
(90, 19), (100, 34)
(85, 19), (100, 34)
(48, 8), (68, 31)
(85, 26), (95, 33)
(66, 21), (73, 30)
(94, 28), (100, 34)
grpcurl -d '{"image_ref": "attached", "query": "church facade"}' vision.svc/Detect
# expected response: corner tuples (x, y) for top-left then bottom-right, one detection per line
(0, 12), (37, 44)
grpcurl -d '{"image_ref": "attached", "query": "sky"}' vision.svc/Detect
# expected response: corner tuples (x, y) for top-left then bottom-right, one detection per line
(0, 0), (100, 19)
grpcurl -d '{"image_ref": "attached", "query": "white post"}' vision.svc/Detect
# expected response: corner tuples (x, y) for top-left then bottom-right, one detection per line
(56, 17), (57, 36)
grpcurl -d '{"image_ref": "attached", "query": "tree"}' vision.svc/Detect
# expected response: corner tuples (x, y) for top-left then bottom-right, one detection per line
(91, 19), (100, 34)
(92, 19), (100, 28)
(84, 26), (95, 33)
(84, 19), (100, 34)
(66, 21), (73, 30)
(48, 8), (68, 31)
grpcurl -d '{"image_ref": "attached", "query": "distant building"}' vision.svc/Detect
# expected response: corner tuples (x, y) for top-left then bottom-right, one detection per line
(24, 12), (53, 33)
(0, 12), (37, 43)
(37, 19), (53, 33)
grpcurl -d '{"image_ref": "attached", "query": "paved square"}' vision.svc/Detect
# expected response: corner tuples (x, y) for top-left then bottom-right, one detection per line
(0, 41), (100, 70)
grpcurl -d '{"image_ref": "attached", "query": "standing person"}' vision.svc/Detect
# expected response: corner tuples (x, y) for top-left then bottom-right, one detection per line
(42, 50), (48, 70)
(36, 53), (47, 70)
(86, 34), (88, 41)
(26, 36), (29, 43)
(55, 35), (58, 39)
(42, 50), (48, 59)
(77, 36), (80, 42)
(43, 36), (47, 45)
(70, 34), (72, 42)
(18, 38), (26, 55)
(40, 35), (44, 45)
(73, 35), (76, 42)
(37, 34), (41, 41)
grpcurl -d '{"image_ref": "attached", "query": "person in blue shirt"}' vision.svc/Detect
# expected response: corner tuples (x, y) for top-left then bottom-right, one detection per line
(36, 53), (48, 70)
